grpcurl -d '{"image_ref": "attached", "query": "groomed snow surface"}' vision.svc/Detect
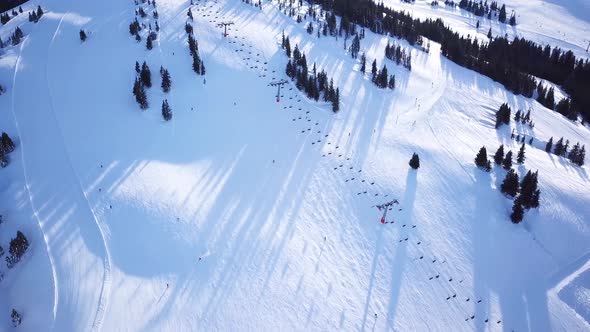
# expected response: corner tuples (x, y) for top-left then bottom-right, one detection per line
(0, 0), (589, 331)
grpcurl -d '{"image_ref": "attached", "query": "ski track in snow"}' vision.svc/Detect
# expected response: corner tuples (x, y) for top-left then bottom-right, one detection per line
(7, 3), (112, 331)
(46, 8), (112, 331)
(2, 0), (589, 330)
(9, 28), (60, 331)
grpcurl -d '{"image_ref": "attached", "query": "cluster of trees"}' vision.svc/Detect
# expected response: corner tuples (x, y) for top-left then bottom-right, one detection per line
(187, 27), (206, 75)
(132, 61), (151, 109)
(536, 83), (555, 110)
(129, 18), (143, 41)
(3, 26), (24, 46)
(457, 1), (515, 25)
(545, 137), (586, 166)
(283, 36), (340, 112)
(385, 41), (412, 70)
(476, 144), (540, 223)
(310, 0), (590, 123)
(370, 60), (396, 89)
(495, 103), (511, 128)
(4, 231), (29, 268)
(11, 309), (21, 327)
(477, 143), (527, 172)
(0, 132), (16, 167)
(0, 6), (24, 24)
(510, 130), (534, 145)
(513, 109), (534, 128)
(510, 171), (540, 223)
(27, 5), (44, 23)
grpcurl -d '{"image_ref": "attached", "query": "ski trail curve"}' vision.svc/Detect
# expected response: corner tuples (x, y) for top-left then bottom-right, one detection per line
(45, 9), (112, 331)
(9, 33), (59, 331)
(8, 4), (112, 331)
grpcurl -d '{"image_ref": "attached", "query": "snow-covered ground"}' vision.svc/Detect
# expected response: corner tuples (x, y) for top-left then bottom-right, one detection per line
(380, 0), (590, 59)
(0, 0), (589, 331)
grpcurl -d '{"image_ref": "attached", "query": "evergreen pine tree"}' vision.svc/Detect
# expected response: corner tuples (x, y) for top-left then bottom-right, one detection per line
(493, 144), (505, 165)
(568, 142), (581, 164)
(371, 59), (377, 80)
(487, 27), (492, 39)
(499, 4), (507, 23)
(192, 53), (201, 73)
(501, 168), (520, 197)
(80, 29), (87, 42)
(545, 137), (553, 152)
(409, 153), (420, 169)
(517, 143), (526, 163)
(11, 309), (21, 327)
(502, 151), (513, 170)
(388, 75), (395, 89)
(146, 35), (153, 50)
(510, 196), (524, 223)
(578, 146), (586, 166)
(135, 61), (140, 74)
(161, 99), (172, 121)
(1, 132), (15, 153)
(360, 53), (366, 73)
(161, 69), (171, 92)
(332, 88), (340, 113)
(285, 37), (291, 57)
(546, 87), (555, 109)
(135, 82), (148, 110)
(140, 62), (152, 87)
(475, 146), (490, 171)
(37, 5), (44, 19)
(553, 137), (564, 155)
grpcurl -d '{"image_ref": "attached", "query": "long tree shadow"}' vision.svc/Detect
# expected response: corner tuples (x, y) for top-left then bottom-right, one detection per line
(383, 168), (415, 331)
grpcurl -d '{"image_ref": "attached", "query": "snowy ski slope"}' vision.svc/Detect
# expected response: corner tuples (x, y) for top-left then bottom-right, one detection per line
(0, 0), (589, 331)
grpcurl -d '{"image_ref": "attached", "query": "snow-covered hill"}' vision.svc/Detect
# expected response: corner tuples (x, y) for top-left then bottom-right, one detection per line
(0, 0), (589, 331)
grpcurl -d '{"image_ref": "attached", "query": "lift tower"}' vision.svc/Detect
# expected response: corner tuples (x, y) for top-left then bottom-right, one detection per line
(217, 21), (234, 37)
(269, 79), (289, 102)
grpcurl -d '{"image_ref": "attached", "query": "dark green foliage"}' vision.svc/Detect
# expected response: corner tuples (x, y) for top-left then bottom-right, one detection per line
(545, 137), (553, 152)
(495, 103), (511, 128)
(409, 153), (420, 169)
(568, 143), (586, 166)
(146, 35), (153, 50)
(499, 4), (507, 23)
(161, 99), (172, 121)
(502, 150), (513, 170)
(140, 62), (152, 88)
(129, 18), (141, 35)
(185, 23), (193, 34)
(510, 196), (524, 223)
(360, 53), (366, 73)
(1, 132), (15, 153)
(517, 143), (526, 163)
(350, 34), (360, 58)
(80, 29), (87, 42)
(519, 170), (540, 210)
(161, 68), (171, 92)
(11, 309), (21, 327)
(553, 137), (564, 156)
(493, 144), (504, 165)
(500, 169), (519, 197)
(475, 146), (491, 171)
(6, 231), (28, 268)
(371, 59), (377, 79)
